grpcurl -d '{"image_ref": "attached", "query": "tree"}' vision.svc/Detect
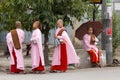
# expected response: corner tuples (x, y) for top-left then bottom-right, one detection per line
(112, 12), (120, 54)
(0, 0), (95, 65)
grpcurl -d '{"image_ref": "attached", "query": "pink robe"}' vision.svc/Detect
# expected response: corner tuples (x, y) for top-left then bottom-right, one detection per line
(52, 27), (79, 66)
(6, 29), (25, 70)
(30, 28), (45, 69)
(83, 34), (99, 58)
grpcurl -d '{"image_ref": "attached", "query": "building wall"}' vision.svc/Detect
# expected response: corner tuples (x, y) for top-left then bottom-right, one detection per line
(113, 0), (120, 12)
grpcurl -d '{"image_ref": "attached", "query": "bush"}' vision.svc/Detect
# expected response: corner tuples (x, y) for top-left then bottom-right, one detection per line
(112, 12), (120, 54)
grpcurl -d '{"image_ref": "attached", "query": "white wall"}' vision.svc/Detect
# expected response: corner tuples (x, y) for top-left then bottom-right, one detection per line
(113, 3), (120, 10)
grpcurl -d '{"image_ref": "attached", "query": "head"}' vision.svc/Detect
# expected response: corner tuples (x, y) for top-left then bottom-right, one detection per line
(33, 21), (42, 30)
(87, 27), (94, 35)
(57, 19), (63, 28)
(15, 21), (22, 28)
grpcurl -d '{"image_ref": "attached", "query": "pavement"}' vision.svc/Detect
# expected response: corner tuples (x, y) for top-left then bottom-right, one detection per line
(0, 49), (120, 80)
(0, 67), (120, 80)
(0, 55), (120, 80)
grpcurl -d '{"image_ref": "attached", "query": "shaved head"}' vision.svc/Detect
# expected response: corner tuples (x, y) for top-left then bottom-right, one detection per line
(33, 21), (42, 30)
(57, 19), (63, 24)
(15, 21), (22, 28)
(57, 19), (63, 28)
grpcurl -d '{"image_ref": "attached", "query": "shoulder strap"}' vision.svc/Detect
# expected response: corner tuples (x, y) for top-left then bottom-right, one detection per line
(11, 29), (21, 49)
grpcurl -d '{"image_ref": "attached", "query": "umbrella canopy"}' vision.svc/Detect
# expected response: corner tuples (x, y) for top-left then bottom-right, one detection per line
(75, 21), (103, 40)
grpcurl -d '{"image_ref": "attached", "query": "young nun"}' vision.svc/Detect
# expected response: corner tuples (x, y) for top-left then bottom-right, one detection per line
(83, 26), (101, 67)
(6, 21), (25, 74)
(50, 19), (79, 73)
(30, 21), (45, 73)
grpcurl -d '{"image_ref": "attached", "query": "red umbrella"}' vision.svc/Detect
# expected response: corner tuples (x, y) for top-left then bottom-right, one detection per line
(75, 21), (103, 40)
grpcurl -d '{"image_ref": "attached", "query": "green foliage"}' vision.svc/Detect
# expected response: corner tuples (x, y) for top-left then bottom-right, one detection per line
(0, 0), (28, 31)
(0, 0), (100, 64)
(0, 0), (95, 31)
(0, 0), (98, 43)
(112, 12), (120, 53)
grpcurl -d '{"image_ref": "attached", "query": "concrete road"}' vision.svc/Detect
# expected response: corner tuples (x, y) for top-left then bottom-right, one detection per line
(0, 67), (120, 80)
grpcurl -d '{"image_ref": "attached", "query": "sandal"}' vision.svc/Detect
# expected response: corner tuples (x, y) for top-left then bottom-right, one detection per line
(59, 70), (66, 73)
(49, 70), (57, 73)
(39, 71), (46, 74)
(19, 71), (27, 74)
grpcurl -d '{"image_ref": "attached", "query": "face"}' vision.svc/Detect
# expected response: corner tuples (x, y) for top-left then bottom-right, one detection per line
(33, 21), (39, 29)
(87, 27), (93, 35)
(57, 20), (63, 28)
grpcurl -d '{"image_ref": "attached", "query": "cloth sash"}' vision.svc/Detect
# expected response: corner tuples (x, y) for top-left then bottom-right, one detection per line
(54, 28), (66, 47)
(57, 28), (66, 36)
(11, 29), (21, 49)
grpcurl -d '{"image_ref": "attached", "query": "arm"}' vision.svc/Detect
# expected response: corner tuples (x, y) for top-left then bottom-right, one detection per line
(58, 31), (67, 43)
(91, 34), (99, 42)
(54, 33), (64, 39)
(95, 36), (99, 42)
(83, 35), (91, 49)
(30, 30), (41, 43)
(55, 28), (66, 39)
(6, 33), (12, 54)
(54, 31), (67, 43)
